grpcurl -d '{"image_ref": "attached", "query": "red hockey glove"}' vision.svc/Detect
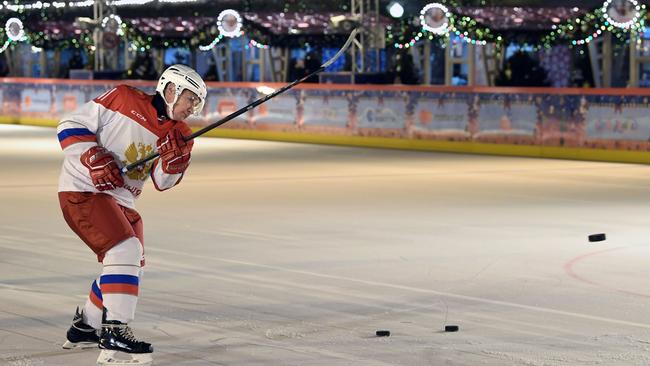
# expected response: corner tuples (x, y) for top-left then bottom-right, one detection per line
(156, 128), (191, 174)
(80, 146), (124, 191)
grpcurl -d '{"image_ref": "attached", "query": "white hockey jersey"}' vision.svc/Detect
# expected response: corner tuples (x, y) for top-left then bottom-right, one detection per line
(57, 85), (193, 209)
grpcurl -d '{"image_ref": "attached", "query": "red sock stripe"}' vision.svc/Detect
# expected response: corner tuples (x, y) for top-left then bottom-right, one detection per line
(89, 289), (103, 309)
(100, 283), (139, 296)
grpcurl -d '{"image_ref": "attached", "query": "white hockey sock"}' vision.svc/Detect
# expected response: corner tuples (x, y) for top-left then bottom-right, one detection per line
(99, 237), (143, 323)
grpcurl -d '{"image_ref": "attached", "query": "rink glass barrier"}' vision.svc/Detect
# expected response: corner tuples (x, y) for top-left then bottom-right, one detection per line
(3, 77), (650, 164)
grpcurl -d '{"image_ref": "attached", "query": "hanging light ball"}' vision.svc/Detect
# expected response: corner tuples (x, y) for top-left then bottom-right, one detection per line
(420, 3), (451, 35)
(5, 18), (25, 42)
(217, 9), (243, 38)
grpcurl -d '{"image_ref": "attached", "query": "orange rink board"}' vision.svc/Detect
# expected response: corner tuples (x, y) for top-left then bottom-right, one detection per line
(2, 77), (650, 164)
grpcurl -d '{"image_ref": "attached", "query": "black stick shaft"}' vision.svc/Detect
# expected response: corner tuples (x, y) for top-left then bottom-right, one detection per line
(187, 67), (323, 141)
(122, 29), (358, 173)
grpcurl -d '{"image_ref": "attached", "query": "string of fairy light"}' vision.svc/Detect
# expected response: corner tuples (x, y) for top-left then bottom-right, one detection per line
(0, 0), (200, 12)
(387, 1), (647, 51)
(388, 4), (493, 49)
(0, 1), (647, 54)
(0, 3), (271, 53)
(537, 0), (646, 51)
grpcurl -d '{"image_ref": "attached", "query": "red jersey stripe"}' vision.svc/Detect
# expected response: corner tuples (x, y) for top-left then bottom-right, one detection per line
(60, 135), (97, 149)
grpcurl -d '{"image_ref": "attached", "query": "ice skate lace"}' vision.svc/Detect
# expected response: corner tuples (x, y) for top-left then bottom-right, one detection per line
(118, 326), (140, 344)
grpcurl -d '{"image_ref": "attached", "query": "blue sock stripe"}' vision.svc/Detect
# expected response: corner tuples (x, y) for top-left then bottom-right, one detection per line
(100, 274), (139, 286)
(91, 280), (103, 300)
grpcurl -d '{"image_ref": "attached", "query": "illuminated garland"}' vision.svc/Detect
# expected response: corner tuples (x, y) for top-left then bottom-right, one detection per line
(5, 0), (648, 54)
(0, 0), (200, 12)
(602, 0), (642, 29)
(538, 2), (647, 50)
(387, 1), (646, 52)
(449, 26), (489, 45)
(387, 13), (495, 49)
(249, 39), (270, 49)
(0, 17), (27, 54)
(122, 19), (210, 51)
(388, 26), (425, 49)
(196, 9), (243, 51)
(28, 30), (95, 51)
(101, 14), (124, 36)
(198, 35), (223, 51)
(0, 40), (11, 53)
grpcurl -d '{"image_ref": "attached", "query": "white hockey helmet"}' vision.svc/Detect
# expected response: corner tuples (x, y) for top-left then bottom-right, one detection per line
(156, 64), (207, 117)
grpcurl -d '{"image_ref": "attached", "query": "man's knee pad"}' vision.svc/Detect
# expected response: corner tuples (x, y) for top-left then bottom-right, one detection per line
(103, 237), (143, 267)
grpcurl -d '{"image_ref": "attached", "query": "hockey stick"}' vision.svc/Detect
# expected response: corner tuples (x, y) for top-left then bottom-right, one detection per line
(122, 28), (360, 173)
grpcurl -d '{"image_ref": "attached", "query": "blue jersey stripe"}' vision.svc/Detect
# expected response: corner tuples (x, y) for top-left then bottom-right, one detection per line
(100, 274), (139, 286)
(57, 128), (95, 142)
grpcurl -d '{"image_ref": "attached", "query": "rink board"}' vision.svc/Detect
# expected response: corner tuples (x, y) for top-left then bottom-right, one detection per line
(2, 78), (650, 164)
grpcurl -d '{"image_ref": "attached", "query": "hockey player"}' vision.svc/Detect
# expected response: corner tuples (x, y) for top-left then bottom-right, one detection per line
(57, 64), (207, 365)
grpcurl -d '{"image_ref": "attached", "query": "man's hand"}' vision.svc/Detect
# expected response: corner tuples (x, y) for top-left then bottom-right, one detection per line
(80, 146), (124, 191)
(157, 128), (191, 174)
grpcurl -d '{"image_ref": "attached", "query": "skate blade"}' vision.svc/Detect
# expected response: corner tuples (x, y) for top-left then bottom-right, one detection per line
(96, 350), (153, 366)
(62, 340), (98, 350)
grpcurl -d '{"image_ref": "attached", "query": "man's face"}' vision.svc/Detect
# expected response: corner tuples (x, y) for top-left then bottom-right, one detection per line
(166, 86), (200, 121)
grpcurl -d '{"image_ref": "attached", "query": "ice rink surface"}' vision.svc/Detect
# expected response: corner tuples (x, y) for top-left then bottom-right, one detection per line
(3, 124), (650, 365)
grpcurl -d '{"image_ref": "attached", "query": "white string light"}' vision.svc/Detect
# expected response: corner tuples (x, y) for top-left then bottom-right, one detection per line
(393, 31), (423, 49)
(568, 1), (644, 46)
(108, 0), (155, 6)
(101, 14), (124, 36)
(391, 2), (487, 49)
(571, 25), (605, 45)
(5, 18), (25, 42)
(200, 9), (246, 53)
(601, 0), (641, 29)
(70, 1), (94, 6)
(0, 17), (27, 54)
(199, 34), (223, 51)
(0, 0), (204, 11)
(392, 28), (488, 49)
(217, 9), (243, 38)
(249, 39), (269, 49)
(449, 25), (488, 45)
(0, 40), (10, 54)
(420, 3), (451, 35)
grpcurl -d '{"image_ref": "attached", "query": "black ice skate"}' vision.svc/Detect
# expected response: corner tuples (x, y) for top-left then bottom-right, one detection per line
(62, 306), (99, 349)
(97, 320), (153, 366)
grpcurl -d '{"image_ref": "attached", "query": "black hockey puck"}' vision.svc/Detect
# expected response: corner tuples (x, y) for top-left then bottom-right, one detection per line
(375, 330), (390, 337)
(444, 325), (459, 332)
(588, 233), (606, 242)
